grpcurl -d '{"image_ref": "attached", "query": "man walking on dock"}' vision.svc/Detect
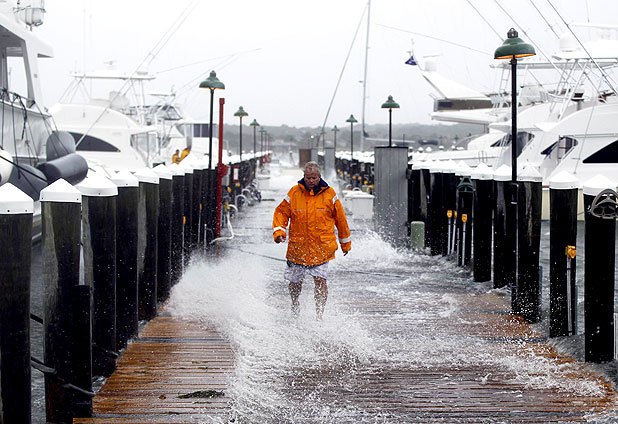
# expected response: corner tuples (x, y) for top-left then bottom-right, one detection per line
(273, 161), (351, 319)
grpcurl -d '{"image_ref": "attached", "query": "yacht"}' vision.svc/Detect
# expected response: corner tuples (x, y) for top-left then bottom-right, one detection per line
(0, 0), (87, 200)
(50, 66), (161, 172)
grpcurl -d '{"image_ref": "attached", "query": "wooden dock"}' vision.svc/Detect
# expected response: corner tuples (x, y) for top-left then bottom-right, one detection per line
(73, 307), (234, 423)
(73, 286), (618, 423)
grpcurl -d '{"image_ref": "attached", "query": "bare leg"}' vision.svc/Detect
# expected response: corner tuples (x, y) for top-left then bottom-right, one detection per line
(289, 281), (302, 315)
(313, 277), (328, 320)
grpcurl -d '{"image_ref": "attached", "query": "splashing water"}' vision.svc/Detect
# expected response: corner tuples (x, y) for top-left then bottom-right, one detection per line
(168, 166), (610, 423)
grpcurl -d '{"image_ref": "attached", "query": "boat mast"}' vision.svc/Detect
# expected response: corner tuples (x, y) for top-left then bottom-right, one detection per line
(360, 0), (371, 152)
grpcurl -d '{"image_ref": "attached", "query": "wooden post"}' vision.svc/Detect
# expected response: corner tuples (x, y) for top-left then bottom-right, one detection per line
(549, 171), (579, 338)
(134, 168), (160, 321)
(189, 161), (204, 253)
(583, 175), (617, 362)
(76, 172), (118, 377)
(517, 166), (543, 323)
(471, 163), (494, 282)
(153, 164), (173, 303)
(493, 165), (513, 289)
(110, 170), (139, 351)
(455, 165), (473, 267)
(181, 162), (194, 267)
(0, 183), (34, 424)
(441, 161), (458, 257)
(40, 179), (84, 423)
(428, 163), (443, 255)
(169, 164), (185, 284)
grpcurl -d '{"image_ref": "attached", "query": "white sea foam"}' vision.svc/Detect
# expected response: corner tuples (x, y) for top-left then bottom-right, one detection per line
(167, 164), (609, 422)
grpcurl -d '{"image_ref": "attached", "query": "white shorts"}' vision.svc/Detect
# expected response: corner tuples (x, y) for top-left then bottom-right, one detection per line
(284, 260), (329, 283)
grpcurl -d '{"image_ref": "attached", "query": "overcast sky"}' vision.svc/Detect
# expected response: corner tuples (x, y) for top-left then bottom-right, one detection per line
(35, 0), (618, 129)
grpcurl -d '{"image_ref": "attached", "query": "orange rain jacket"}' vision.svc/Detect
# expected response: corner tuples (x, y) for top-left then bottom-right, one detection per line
(273, 178), (351, 266)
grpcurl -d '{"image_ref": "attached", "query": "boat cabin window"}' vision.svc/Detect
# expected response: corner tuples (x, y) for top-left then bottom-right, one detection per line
(490, 132), (534, 156)
(541, 136), (578, 160)
(192, 123), (212, 138)
(70, 132), (120, 152)
(583, 139), (618, 163)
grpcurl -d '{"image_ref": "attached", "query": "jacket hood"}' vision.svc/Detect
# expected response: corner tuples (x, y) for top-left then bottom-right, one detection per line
(298, 177), (329, 195)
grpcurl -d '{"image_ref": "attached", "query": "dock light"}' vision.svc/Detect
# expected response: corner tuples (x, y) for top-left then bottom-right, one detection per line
(234, 106), (248, 161)
(332, 125), (339, 151)
(494, 28), (535, 183)
(250, 119), (260, 159)
(259, 128), (267, 165)
(381, 95), (400, 147)
(494, 28), (535, 312)
(346, 114), (358, 161)
(199, 70), (225, 169)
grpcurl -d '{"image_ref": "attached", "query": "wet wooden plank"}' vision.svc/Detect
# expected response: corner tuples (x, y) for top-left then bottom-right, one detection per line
(75, 285), (618, 423)
(74, 305), (233, 423)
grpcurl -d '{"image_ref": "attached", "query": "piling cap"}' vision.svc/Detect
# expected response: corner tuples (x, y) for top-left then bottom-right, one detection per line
(518, 164), (543, 183)
(583, 174), (618, 196)
(0, 183), (34, 214)
(549, 170), (580, 190)
(76, 171), (118, 197)
(454, 161), (473, 177)
(134, 167), (160, 184)
(40, 178), (82, 203)
(168, 163), (187, 177)
(493, 164), (512, 182)
(470, 162), (493, 180)
(184, 153), (207, 170)
(411, 160), (425, 170)
(110, 170), (139, 188)
(441, 159), (458, 174)
(153, 164), (173, 180)
(429, 161), (443, 173)
(178, 161), (194, 174)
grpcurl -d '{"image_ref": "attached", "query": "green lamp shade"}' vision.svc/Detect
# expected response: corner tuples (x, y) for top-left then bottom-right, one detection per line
(494, 28), (536, 59)
(381, 95), (400, 109)
(250, 119), (260, 127)
(332, 125), (339, 132)
(199, 70), (225, 90)
(234, 106), (248, 117)
(346, 114), (358, 123)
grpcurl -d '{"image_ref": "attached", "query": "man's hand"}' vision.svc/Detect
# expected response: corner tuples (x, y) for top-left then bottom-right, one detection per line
(275, 235), (286, 243)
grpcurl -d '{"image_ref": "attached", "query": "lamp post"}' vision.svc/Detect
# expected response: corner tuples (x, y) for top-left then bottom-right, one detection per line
(346, 114), (358, 161)
(234, 106), (248, 162)
(494, 28), (536, 312)
(259, 128), (266, 165)
(381, 95), (400, 147)
(494, 28), (536, 184)
(198, 71), (225, 170)
(332, 125), (339, 151)
(250, 119), (259, 159)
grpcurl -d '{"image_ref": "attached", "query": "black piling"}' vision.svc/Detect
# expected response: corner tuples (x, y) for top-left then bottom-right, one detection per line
(182, 164), (194, 267)
(583, 176), (616, 362)
(549, 171), (579, 338)
(0, 183), (34, 424)
(110, 171), (140, 352)
(170, 164), (185, 284)
(455, 167), (473, 267)
(441, 161), (458, 257)
(72, 284), (93, 417)
(154, 164), (173, 302)
(191, 163), (204, 252)
(493, 165), (515, 290)
(471, 163), (493, 282)
(410, 163), (422, 223)
(135, 168), (160, 321)
(516, 167), (542, 322)
(78, 173), (118, 377)
(420, 164), (431, 248)
(429, 164), (444, 256)
(206, 168), (219, 244)
(40, 180), (85, 423)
